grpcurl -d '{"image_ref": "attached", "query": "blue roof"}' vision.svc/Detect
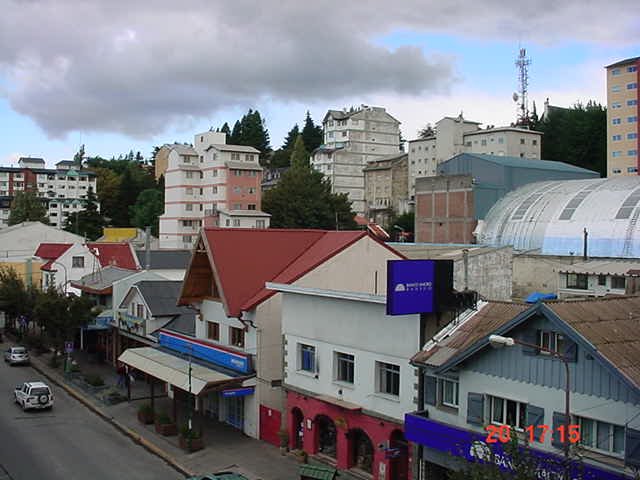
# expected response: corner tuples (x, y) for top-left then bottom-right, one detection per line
(451, 153), (599, 175)
(525, 292), (558, 303)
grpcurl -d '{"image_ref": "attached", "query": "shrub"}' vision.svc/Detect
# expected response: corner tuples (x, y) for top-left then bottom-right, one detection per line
(138, 403), (153, 415)
(155, 411), (172, 425)
(84, 374), (105, 387)
(180, 425), (201, 439)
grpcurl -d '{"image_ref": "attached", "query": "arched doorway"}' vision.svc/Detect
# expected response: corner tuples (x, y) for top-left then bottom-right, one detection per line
(389, 430), (409, 480)
(291, 407), (304, 450)
(349, 428), (374, 474)
(315, 415), (337, 458)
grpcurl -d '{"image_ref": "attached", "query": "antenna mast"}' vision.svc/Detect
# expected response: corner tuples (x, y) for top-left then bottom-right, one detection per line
(515, 47), (531, 127)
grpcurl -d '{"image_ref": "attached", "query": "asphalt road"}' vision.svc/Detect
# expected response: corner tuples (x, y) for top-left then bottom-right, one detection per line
(0, 355), (185, 480)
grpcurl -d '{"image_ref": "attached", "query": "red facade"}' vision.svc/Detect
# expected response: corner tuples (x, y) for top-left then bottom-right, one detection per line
(287, 392), (409, 480)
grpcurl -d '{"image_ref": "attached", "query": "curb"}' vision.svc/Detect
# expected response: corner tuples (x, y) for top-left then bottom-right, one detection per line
(29, 357), (195, 478)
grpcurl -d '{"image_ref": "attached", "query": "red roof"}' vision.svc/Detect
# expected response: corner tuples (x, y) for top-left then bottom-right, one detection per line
(35, 243), (72, 260)
(354, 215), (369, 226)
(87, 243), (139, 270)
(200, 228), (371, 317)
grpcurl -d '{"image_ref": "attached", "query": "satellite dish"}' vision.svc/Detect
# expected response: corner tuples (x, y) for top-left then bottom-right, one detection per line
(512, 92), (519, 102)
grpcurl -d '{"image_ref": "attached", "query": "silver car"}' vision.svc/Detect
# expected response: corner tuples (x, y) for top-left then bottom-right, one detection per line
(4, 346), (30, 365)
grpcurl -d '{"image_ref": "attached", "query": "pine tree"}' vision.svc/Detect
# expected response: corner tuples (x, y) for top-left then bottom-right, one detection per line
(290, 135), (309, 169)
(283, 124), (300, 150)
(230, 120), (242, 144)
(8, 191), (48, 225)
(129, 189), (164, 237)
(73, 144), (85, 167)
(301, 111), (323, 152)
(220, 122), (231, 139)
(63, 187), (105, 240)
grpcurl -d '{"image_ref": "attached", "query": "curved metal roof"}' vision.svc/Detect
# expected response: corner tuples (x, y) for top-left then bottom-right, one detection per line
(477, 177), (640, 258)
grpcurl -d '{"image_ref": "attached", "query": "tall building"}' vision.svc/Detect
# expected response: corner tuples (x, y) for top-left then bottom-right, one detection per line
(0, 157), (98, 229)
(157, 131), (267, 249)
(408, 115), (543, 199)
(606, 56), (639, 177)
(363, 152), (410, 226)
(311, 105), (401, 215)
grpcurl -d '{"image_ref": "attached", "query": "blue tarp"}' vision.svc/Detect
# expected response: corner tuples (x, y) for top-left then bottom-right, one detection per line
(526, 292), (558, 303)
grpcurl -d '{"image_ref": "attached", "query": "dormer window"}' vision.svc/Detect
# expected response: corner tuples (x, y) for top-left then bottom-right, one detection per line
(538, 330), (565, 354)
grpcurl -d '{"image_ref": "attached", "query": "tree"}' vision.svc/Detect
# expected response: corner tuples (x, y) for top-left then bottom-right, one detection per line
(111, 166), (138, 226)
(532, 101), (606, 176)
(399, 129), (406, 152)
(220, 122), (231, 138)
(0, 266), (35, 327)
(228, 110), (272, 163)
(301, 111), (323, 152)
(283, 124), (300, 151)
(418, 124), (435, 139)
(63, 187), (105, 240)
(388, 211), (414, 240)
(73, 144), (85, 167)
(91, 166), (121, 224)
(8, 191), (48, 225)
(230, 120), (242, 144)
(129, 189), (164, 237)
(262, 157), (356, 230)
(290, 135), (309, 169)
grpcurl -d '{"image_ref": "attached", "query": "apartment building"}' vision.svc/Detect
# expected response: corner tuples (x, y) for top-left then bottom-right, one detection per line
(408, 116), (542, 198)
(363, 152), (410, 226)
(311, 105), (402, 215)
(0, 157), (98, 229)
(606, 56), (639, 176)
(157, 131), (266, 249)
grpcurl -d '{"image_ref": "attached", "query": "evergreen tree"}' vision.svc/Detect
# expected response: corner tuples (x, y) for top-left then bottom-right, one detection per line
(73, 144), (85, 167)
(301, 111), (323, 152)
(283, 124), (300, 150)
(63, 187), (105, 240)
(220, 122), (231, 138)
(129, 189), (164, 237)
(290, 135), (309, 169)
(418, 124), (435, 139)
(111, 166), (138, 226)
(8, 191), (48, 225)
(230, 120), (242, 144)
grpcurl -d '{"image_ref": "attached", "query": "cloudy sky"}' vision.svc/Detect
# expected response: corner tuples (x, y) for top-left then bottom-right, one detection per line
(1, 0), (639, 165)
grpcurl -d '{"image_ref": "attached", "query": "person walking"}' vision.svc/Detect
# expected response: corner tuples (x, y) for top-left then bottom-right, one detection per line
(116, 363), (126, 389)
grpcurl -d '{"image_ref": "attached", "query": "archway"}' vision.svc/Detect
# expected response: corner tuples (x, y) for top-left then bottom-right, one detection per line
(389, 429), (409, 480)
(291, 407), (304, 450)
(349, 428), (374, 474)
(315, 415), (337, 458)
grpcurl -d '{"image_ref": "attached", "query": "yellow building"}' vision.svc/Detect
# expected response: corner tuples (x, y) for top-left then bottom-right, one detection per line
(606, 56), (639, 177)
(0, 259), (44, 288)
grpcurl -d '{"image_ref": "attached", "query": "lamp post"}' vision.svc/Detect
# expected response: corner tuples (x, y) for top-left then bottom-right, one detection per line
(50, 260), (68, 295)
(488, 334), (571, 473)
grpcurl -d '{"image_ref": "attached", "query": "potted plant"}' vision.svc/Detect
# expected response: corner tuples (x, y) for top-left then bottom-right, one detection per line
(293, 449), (308, 464)
(154, 411), (177, 436)
(179, 425), (204, 452)
(137, 403), (154, 424)
(277, 428), (289, 455)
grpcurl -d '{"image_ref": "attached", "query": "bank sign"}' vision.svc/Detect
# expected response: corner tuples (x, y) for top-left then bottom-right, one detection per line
(386, 260), (435, 315)
(404, 413), (629, 480)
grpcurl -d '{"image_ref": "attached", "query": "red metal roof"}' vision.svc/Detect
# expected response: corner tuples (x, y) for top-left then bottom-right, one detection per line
(34, 243), (72, 260)
(200, 228), (370, 317)
(86, 243), (139, 270)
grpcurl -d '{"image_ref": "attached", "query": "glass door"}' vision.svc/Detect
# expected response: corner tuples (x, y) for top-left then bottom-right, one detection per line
(225, 396), (244, 430)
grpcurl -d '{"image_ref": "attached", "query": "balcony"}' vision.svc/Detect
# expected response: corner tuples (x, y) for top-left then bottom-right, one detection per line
(368, 199), (392, 210)
(118, 313), (146, 336)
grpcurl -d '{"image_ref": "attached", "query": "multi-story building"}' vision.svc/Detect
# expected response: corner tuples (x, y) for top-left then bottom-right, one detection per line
(157, 132), (265, 249)
(408, 116), (542, 199)
(311, 105), (402, 215)
(0, 157), (98, 229)
(363, 152), (410, 226)
(606, 56), (639, 177)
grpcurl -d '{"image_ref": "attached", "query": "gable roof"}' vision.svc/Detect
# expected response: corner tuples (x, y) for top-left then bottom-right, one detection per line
(35, 243), (73, 260)
(71, 265), (136, 294)
(445, 153), (598, 175)
(132, 280), (191, 317)
(207, 144), (260, 154)
(180, 228), (397, 317)
(87, 243), (139, 270)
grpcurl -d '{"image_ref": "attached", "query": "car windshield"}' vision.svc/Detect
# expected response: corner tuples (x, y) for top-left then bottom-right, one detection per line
(12, 348), (26, 354)
(30, 387), (50, 396)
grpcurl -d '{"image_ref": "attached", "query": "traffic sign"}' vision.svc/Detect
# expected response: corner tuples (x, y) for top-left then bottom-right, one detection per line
(64, 341), (74, 354)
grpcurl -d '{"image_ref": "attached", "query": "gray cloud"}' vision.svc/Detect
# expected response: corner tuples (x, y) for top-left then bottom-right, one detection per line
(0, 0), (637, 138)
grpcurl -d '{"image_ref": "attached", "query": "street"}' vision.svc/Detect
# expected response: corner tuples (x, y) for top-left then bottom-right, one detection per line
(0, 356), (184, 480)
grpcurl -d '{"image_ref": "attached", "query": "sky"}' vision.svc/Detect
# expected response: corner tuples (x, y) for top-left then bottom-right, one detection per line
(1, 1), (639, 167)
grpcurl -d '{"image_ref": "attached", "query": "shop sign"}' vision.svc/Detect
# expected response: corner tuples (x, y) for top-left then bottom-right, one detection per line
(222, 387), (254, 397)
(386, 260), (435, 315)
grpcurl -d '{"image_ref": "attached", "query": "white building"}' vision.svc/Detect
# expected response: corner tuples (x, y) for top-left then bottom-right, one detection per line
(408, 116), (543, 198)
(217, 208), (270, 229)
(157, 131), (265, 249)
(311, 105), (402, 215)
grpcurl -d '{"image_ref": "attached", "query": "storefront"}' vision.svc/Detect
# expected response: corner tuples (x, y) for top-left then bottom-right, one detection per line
(404, 412), (632, 480)
(288, 391), (410, 480)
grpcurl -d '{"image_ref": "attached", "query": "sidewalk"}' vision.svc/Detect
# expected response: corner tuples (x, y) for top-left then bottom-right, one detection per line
(18, 344), (303, 480)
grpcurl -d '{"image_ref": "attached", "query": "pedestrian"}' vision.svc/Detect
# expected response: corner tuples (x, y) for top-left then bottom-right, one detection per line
(117, 363), (126, 389)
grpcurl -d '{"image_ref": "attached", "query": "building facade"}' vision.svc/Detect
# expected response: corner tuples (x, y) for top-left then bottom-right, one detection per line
(311, 105), (402, 215)
(158, 132), (265, 249)
(0, 157), (98, 229)
(363, 153), (410, 226)
(606, 57), (639, 177)
(408, 116), (543, 199)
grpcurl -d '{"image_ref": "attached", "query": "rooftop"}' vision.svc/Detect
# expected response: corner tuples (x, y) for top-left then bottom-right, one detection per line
(464, 126), (543, 136)
(605, 56), (640, 69)
(71, 265), (136, 293)
(87, 242), (139, 270)
(208, 144), (260, 154)
(133, 280), (189, 316)
(135, 249), (192, 270)
(444, 153), (598, 174)
(558, 259), (640, 276)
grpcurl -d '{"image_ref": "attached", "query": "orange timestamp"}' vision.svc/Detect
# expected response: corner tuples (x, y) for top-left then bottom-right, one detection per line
(485, 424), (580, 444)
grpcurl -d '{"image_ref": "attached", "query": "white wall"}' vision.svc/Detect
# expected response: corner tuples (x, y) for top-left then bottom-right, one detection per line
(42, 243), (101, 292)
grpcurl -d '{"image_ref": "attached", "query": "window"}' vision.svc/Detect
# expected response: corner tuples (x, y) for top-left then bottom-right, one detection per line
(72, 256), (85, 268)
(629, 150), (638, 157)
(629, 66), (638, 73)
(182, 235), (192, 244)
(627, 83), (638, 90)
(598, 274), (606, 286)
(576, 416), (624, 456)
(629, 167), (639, 173)
(498, 137), (504, 144)
(612, 151), (622, 157)
(481, 140), (487, 146)
(233, 186), (241, 193)
(185, 171), (194, 179)
(229, 326), (244, 348)
(611, 85), (621, 93)
(136, 304), (145, 318)
(186, 187), (193, 195)
(538, 330), (565, 354)
(327, 132), (334, 139)
(465, 141), (472, 147)
(299, 344), (316, 372)
(612, 118), (621, 125)
(233, 203), (242, 209)
(256, 219), (266, 228)
(489, 395), (527, 430)
(245, 154), (254, 162)
(628, 100), (638, 107)
(612, 134), (622, 141)
(628, 116), (638, 123)
(376, 362), (400, 396)
(231, 153), (240, 161)
(566, 273), (588, 289)
(532, 139), (537, 146)
(212, 169), (218, 177)
(247, 204), (256, 210)
(335, 352), (354, 383)
(613, 169), (622, 174)
(212, 186), (218, 194)
(225, 219), (230, 226)
(628, 133), (638, 140)
(612, 102), (622, 109)
(441, 379), (459, 407)
(342, 131), (347, 137)
(247, 187), (256, 194)
(611, 68), (621, 76)
(520, 138), (525, 145)
(233, 170), (242, 176)
(186, 203), (193, 211)
(207, 322), (219, 340)
(232, 219), (240, 227)
(611, 276), (626, 289)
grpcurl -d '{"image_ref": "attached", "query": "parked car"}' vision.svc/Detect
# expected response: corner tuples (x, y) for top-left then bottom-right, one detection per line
(4, 346), (29, 365)
(14, 381), (54, 411)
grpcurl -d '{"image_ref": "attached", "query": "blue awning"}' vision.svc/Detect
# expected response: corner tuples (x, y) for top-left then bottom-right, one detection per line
(222, 387), (254, 397)
(526, 292), (558, 303)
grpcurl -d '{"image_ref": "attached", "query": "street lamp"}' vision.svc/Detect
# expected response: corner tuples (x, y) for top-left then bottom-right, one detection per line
(488, 334), (572, 468)
(50, 260), (68, 295)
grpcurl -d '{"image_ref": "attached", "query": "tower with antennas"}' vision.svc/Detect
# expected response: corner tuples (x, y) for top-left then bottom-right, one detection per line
(513, 47), (532, 128)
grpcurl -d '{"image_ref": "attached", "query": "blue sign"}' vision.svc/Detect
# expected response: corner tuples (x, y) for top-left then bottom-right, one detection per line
(404, 413), (629, 480)
(222, 387), (254, 397)
(64, 341), (74, 354)
(386, 260), (435, 315)
(158, 330), (252, 374)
